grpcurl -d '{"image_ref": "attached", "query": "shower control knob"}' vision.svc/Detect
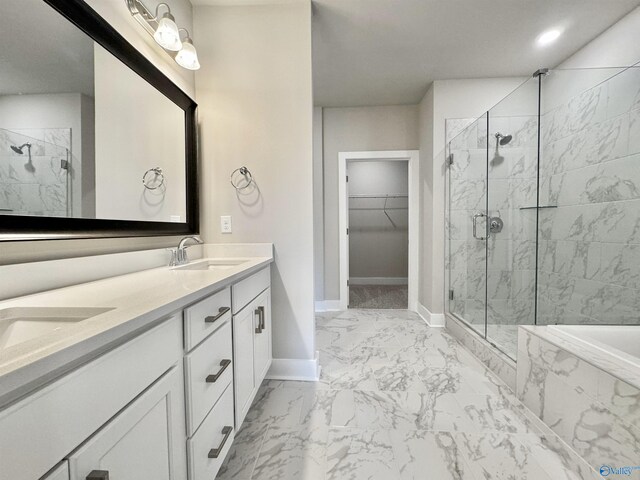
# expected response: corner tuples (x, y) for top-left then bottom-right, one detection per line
(489, 217), (504, 234)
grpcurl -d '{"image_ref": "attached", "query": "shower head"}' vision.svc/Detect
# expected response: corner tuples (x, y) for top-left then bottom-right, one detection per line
(10, 143), (31, 155)
(495, 133), (512, 146)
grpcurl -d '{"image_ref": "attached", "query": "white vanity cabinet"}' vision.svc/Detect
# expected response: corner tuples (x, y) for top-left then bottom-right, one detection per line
(0, 314), (187, 480)
(67, 366), (186, 480)
(232, 267), (272, 427)
(0, 261), (273, 480)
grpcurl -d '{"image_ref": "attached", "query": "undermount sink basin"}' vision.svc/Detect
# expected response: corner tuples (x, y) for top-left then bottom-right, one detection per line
(0, 307), (114, 350)
(173, 259), (250, 271)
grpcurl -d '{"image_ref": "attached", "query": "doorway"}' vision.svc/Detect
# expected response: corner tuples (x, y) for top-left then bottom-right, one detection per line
(338, 150), (419, 311)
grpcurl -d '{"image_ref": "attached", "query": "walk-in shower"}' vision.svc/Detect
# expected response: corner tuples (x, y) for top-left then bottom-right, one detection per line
(446, 61), (640, 360)
(1, 129), (73, 217)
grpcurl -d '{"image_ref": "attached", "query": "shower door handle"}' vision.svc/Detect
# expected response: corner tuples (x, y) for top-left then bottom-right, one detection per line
(472, 212), (488, 240)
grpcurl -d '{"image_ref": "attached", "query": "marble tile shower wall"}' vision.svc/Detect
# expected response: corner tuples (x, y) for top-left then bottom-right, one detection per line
(538, 66), (640, 326)
(0, 128), (71, 216)
(447, 114), (538, 329)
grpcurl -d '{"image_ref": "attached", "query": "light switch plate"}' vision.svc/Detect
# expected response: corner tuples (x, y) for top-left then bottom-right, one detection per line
(221, 215), (232, 233)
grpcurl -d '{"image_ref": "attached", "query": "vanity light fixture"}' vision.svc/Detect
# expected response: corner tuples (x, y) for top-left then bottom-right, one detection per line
(153, 5), (182, 51)
(175, 29), (200, 70)
(126, 0), (200, 70)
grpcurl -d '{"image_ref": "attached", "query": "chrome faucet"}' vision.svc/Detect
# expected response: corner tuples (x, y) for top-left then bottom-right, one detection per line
(170, 236), (204, 266)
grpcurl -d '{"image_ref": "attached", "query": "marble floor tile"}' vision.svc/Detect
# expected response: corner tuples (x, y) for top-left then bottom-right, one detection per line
(217, 309), (590, 480)
(243, 385), (306, 426)
(326, 428), (401, 480)
(351, 345), (398, 365)
(456, 393), (535, 434)
(371, 364), (429, 392)
(300, 389), (357, 427)
(252, 425), (328, 480)
(217, 421), (270, 480)
(320, 361), (379, 390)
(386, 345), (450, 369)
(458, 432), (553, 480)
(344, 327), (401, 350)
(517, 433), (601, 480)
(354, 390), (476, 432)
(389, 429), (472, 480)
(415, 364), (502, 396)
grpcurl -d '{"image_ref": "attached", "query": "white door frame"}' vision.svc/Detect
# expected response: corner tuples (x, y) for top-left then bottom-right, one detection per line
(338, 150), (419, 311)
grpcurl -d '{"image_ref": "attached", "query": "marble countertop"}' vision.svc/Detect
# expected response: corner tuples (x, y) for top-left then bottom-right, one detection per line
(0, 251), (273, 407)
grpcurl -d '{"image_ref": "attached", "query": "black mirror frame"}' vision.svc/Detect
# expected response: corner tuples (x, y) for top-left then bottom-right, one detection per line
(0, 0), (199, 241)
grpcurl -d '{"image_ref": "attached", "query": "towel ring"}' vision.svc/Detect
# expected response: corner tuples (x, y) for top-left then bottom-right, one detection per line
(230, 166), (254, 191)
(142, 167), (165, 190)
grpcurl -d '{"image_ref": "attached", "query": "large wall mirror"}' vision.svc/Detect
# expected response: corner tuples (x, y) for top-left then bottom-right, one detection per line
(0, 0), (198, 239)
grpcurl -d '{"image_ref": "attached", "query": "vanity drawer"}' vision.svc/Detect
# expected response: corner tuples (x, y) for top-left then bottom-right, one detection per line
(184, 319), (233, 436)
(187, 384), (235, 480)
(232, 266), (270, 313)
(184, 287), (231, 351)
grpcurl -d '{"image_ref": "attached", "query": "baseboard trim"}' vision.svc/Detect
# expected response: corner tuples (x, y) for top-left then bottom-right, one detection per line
(417, 302), (445, 327)
(314, 300), (341, 312)
(349, 277), (408, 286)
(266, 352), (320, 381)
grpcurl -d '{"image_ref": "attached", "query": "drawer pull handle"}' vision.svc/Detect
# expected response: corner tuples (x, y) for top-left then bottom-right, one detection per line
(87, 471), (110, 480)
(205, 307), (230, 323)
(254, 307), (262, 334)
(206, 359), (231, 383)
(258, 306), (265, 331)
(208, 426), (233, 458)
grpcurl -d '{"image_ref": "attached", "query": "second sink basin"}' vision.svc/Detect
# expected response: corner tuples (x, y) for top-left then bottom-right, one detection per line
(0, 307), (114, 350)
(173, 259), (249, 271)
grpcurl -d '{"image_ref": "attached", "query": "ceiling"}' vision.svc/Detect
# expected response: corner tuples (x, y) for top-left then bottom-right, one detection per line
(312, 0), (640, 106)
(0, 0), (95, 97)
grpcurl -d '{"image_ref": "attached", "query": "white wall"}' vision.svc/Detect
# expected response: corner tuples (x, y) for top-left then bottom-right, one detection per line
(558, 6), (640, 69)
(94, 45), (186, 222)
(313, 107), (324, 301)
(321, 105), (419, 300)
(418, 77), (525, 314)
(348, 160), (408, 280)
(194, 3), (315, 362)
(1, 0), (196, 264)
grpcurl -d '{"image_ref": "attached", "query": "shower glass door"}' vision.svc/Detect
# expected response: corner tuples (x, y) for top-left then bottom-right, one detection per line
(485, 77), (540, 358)
(447, 114), (488, 337)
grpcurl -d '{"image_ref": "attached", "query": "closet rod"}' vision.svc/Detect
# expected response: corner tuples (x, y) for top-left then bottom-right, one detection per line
(349, 207), (408, 211)
(348, 194), (408, 199)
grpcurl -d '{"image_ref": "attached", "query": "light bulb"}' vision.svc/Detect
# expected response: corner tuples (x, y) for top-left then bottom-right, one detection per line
(536, 29), (562, 47)
(154, 12), (182, 51)
(176, 38), (200, 70)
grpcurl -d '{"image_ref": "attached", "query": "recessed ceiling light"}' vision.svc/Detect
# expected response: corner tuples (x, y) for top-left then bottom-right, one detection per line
(537, 29), (562, 47)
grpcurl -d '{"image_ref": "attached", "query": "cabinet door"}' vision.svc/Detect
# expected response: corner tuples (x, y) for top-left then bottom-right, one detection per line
(232, 306), (256, 427)
(68, 366), (187, 480)
(253, 288), (272, 385)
